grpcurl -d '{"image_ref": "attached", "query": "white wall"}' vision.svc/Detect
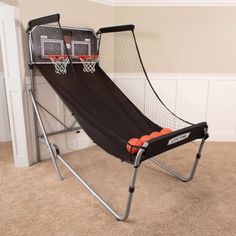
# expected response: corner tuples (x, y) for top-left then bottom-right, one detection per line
(0, 0), (18, 6)
(114, 6), (236, 74)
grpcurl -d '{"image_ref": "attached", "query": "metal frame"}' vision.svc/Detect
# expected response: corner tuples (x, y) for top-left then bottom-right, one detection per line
(29, 63), (207, 219)
(29, 84), (207, 220)
(27, 22), (208, 221)
(28, 48), (147, 219)
(56, 147), (146, 221)
(28, 61), (147, 219)
(28, 26), (149, 219)
(150, 136), (206, 182)
(29, 88), (62, 179)
(29, 86), (147, 220)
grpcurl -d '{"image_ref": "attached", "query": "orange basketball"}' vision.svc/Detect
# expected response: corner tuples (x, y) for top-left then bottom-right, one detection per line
(160, 128), (172, 135)
(126, 138), (144, 154)
(140, 135), (152, 143)
(150, 131), (161, 139)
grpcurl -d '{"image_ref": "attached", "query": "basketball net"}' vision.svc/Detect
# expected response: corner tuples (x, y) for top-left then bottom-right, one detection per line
(79, 55), (99, 73)
(49, 55), (69, 75)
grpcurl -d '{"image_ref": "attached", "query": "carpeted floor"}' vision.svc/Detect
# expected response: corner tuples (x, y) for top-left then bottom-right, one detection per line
(0, 142), (235, 236)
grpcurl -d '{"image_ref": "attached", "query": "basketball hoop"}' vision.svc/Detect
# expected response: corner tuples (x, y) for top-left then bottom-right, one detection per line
(48, 55), (70, 75)
(79, 55), (99, 73)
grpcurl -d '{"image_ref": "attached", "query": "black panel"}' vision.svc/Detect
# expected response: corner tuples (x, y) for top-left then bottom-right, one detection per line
(30, 26), (97, 64)
(98, 25), (135, 34)
(27, 14), (60, 32)
(142, 122), (208, 162)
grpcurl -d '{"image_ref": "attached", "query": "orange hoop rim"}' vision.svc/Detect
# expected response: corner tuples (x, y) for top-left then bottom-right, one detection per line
(47, 54), (99, 61)
(47, 54), (79, 60)
(79, 55), (99, 61)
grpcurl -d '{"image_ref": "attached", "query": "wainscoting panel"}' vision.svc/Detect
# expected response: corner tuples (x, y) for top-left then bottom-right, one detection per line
(209, 79), (236, 141)
(147, 74), (236, 141)
(25, 73), (236, 160)
(148, 78), (177, 113)
(177, 79), (209, 124)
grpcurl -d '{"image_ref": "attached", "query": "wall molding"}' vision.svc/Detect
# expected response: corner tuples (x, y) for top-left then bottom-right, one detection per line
(90, 0), (236, 6)
(148, 74), (236, 142)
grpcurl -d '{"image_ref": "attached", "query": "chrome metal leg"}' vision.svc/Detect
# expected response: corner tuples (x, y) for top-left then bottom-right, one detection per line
(29, 89), (62, 180)
(150, 137), (206, 182)
(30, 70), (41, 162)
(150, 157), (199, 182)
(30, 86), (144, 220)
(56, 147), (146, 221)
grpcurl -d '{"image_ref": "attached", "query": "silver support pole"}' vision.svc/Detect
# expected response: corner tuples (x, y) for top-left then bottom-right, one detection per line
(69, 120), (77, 129)
(29, 89), (62, 180)
(35, 101), (70, 129)
(35, 101), (80, 132)
(39, 137), (60, 158)
(150, 137), (206, 182)
(30, 69), (41, 162)
(56, 146), (146, 221)
(38, 126), (80, 138)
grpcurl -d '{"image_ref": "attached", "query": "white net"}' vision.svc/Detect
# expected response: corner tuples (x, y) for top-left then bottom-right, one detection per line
(99, 31), (191, 131)
(80, 55), (99, 73)
(49, 55), (70, 75)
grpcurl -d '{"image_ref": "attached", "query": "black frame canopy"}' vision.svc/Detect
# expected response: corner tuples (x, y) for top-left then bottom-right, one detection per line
(27, 14), (209, 221)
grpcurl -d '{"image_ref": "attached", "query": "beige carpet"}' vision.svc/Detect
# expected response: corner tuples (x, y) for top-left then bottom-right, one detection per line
(0, 142), (235, 236)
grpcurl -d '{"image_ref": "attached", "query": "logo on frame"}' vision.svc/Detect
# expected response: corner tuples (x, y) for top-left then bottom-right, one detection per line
(168, 132), (190, 145)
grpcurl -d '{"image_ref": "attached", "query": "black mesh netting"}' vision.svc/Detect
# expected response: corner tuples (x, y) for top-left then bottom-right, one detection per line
(29, 17), (207, 164)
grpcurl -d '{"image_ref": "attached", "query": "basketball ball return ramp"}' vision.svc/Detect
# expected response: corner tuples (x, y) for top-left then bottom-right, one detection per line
(27, 14), (209, 221)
